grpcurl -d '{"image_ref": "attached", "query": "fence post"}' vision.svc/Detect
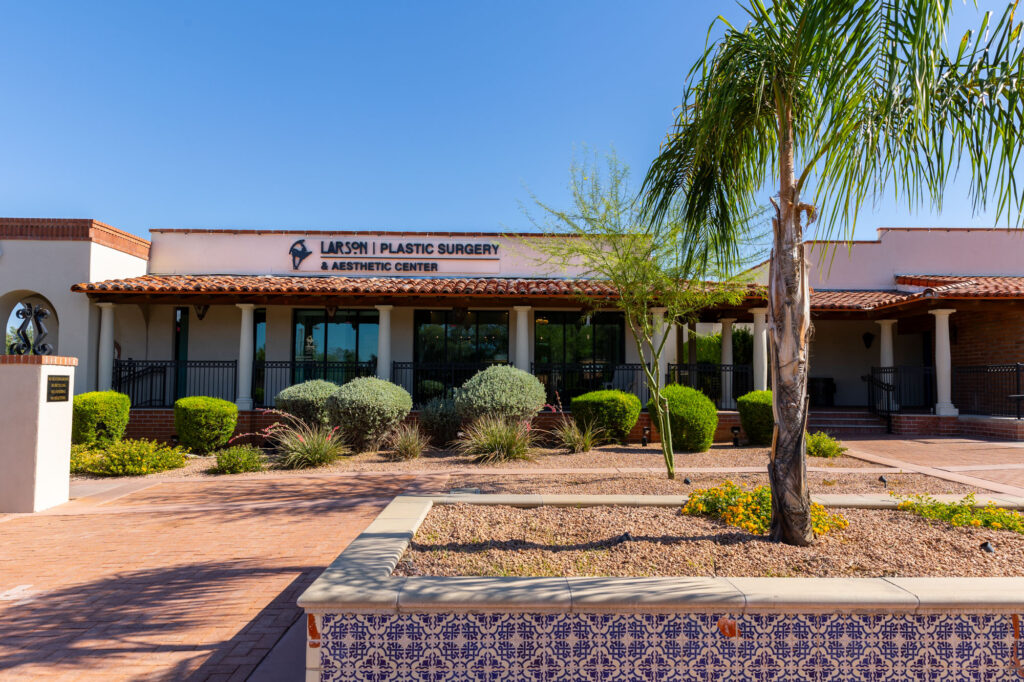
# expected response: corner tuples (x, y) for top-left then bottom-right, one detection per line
(1018, 363), (1022, 420)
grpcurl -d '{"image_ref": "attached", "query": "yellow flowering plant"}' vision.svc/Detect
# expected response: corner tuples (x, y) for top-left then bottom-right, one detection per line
(894, 493), (1024, 534)
(682, 480), (848, 536)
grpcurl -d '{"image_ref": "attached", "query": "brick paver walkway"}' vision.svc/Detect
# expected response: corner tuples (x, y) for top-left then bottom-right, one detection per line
(0, 474), (429, 681)
(844, 436), (1024, 496)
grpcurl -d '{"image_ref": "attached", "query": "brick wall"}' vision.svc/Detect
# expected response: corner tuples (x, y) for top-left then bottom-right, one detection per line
(951, 309), (1024, 366)
(126, 408), (746, 445)
(890, 412), (1024, 440)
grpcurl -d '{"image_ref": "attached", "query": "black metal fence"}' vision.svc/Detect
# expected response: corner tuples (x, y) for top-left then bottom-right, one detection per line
(392, 362), (503, 405)
(667, 363), (753, 409)
(532, 362), (650, 407)
(953, 364), (1024, 419)
(112, 359), (237, 408)
(253, 360), (376, 407)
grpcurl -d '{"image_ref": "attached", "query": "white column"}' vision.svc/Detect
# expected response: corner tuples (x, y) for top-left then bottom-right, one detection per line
(375, 305), (393, 381)
(236, 304), (255, 410)
(930, 308), (958, 416)
(751, 307), (768, 391)
(513, 306), (531, 371)
(650, 307), (670, 385)
(96, 302), (115, 392)
(877, 319), (896, 368)
(720, 317), (736, 408)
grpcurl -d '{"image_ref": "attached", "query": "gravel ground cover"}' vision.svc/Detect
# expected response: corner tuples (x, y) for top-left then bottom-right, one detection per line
(70, 443), (873, 482)
(444, 472), (981, 495)
(395, 504), (1024, 578)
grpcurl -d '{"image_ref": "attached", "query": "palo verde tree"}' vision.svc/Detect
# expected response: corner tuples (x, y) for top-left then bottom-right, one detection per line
(525, 152), (753, 479)
(642, 0), (1024, 543)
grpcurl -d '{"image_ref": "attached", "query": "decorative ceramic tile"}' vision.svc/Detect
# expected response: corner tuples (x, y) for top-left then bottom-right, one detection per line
(317, 612), (1024, 681)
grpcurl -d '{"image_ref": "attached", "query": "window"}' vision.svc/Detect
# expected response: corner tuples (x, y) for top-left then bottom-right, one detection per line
(533, 311), (625, 365)
(292, 309), (379, 363)
(254, 308), (266, 363)
(413, 310), (509, 364)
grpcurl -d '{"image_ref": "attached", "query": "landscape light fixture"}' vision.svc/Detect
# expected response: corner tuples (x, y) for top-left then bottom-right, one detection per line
(731, 426), (741, 447)
(641, 426), (651, 447)
(980, 541), (995, 553)
(878, 475), (888, 488)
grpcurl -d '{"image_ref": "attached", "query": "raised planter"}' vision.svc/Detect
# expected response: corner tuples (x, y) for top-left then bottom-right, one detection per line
(298, 495), (1024, 681)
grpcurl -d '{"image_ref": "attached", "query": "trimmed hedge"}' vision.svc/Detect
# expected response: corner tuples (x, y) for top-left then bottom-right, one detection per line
(570, 390), (641, 444)
(174, 396), (238, 454)
(652, 385), (717, 453)
(327, 377), (412, 451)
(454, 365), (546, 422)
(737, 390), (774, 446)
(72, 391), (131, 445)
(274, 379), (338, 426)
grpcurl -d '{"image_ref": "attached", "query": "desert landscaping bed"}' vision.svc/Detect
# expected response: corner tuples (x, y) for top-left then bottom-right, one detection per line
(444, 471), (981, 495)
(70, 443), (875, 482)
(394, 503), (1024, 578)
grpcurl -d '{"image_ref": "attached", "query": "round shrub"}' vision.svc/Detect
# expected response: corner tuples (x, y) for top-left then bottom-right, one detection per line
(72, 391), (130, 445)
(174, 396), (238, 454)
(420, 395), (461, 445)
(570, 390), (641, 444)
(806, 431), (846, 458)
(454, 365), (546, 422)
(213, 444), (265, 474)
(651, 385), (717, 453)
(274, 379), (338, 426)
(327, 377), (412, 451)
(737, 390), (774, 446)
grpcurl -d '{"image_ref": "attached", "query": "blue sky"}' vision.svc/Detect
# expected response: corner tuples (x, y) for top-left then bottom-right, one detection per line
(0, 1), (1010, 240)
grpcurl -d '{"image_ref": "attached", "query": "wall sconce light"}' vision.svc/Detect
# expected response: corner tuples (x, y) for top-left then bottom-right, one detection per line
(641, 426), (651, 447)
(862, 332), (875, 349)
(731, 426), (741, 447)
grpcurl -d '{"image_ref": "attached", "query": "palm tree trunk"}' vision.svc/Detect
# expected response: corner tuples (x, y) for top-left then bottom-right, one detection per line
(767, 103), (815, 546)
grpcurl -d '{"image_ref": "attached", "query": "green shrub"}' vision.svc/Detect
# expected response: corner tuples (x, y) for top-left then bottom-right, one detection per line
(455, 416), (535, 464)
(213, 444), (265, 474)
(570, 390), (641, 444)
(895, 493), (1024, 534)
(274, 379), (338, 426)
(652, 385), (717, 453)
(417, 379), (446, 401)
(327, 377), (412, 451)
(174, 396), (239, 454)
(70, 444), (100, 474)
(688, 327), (754, 365)
(72, 439), (188, 476)
(420, 395), (461, 445)
(71, 391), (131, 445)
(737, 390), (774, 446)
(548, 417), (605, 454)
(272, 421), (348, 469)
(805, 431), (846, 458)
(454, 365), (546, 422)
(386, 423), (430, 461)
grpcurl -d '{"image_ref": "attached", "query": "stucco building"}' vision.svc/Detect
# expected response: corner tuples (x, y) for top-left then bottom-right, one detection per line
(4, 218), (1024, 440)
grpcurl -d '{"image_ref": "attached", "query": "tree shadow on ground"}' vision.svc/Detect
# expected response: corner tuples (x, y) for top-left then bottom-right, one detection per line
(0, 560), (316, 681)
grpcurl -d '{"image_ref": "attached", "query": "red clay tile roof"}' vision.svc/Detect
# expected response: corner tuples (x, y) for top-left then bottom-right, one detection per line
(71, 273), (1024, 310)
(894, 275), (1024, 298)
(807, 290), (908, 310)
(71, 275), (620, 298)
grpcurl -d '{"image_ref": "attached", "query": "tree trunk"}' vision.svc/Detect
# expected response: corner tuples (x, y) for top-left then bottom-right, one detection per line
(767, 103), (815, 546)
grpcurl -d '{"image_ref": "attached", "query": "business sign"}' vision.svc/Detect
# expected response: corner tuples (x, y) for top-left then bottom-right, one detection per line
(288, 237), (502, 275)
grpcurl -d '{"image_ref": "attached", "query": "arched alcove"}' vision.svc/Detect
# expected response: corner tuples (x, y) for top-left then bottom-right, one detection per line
(1, 290), (60, 355)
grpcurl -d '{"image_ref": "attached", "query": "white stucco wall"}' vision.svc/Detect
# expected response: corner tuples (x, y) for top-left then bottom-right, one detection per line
(148, 231), (587, 279)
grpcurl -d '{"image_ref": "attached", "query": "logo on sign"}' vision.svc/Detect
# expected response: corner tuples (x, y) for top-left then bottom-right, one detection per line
(289, 239), (312, 270)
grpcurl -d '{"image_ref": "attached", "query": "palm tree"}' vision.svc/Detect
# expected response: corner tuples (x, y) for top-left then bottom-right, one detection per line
(642, 0), (1024, 545)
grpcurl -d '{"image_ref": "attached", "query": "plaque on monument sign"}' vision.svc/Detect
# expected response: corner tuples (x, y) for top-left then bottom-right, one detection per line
(46, 375), (70, 402)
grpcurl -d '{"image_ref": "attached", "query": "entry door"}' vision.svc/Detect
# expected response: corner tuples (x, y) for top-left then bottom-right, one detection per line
(173, 307), (189, 400)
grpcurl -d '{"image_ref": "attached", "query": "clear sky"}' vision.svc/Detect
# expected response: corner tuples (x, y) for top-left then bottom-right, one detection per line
(0, 1), (1011, 240)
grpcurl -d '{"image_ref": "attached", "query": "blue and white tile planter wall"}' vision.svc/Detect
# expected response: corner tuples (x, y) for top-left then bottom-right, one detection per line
(299, 495), (1024, 682)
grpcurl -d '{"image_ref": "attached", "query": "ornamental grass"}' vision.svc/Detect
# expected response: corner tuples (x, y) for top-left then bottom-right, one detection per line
(895, 493), (1024, 534)
(682, 480), (849, 536)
